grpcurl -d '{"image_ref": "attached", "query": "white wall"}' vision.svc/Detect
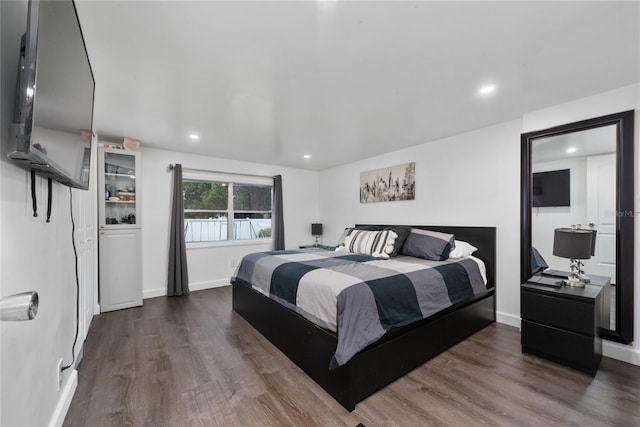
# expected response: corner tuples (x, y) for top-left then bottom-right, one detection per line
(319, 120), (523, 327)
(139, 147), (320, 298)
(1, 1), (85, 425)
(523, 83), (640, 364)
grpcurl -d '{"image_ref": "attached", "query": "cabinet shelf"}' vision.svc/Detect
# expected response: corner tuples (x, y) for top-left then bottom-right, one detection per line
(106, 200), (136, 204)
(105, 173), (135, 179)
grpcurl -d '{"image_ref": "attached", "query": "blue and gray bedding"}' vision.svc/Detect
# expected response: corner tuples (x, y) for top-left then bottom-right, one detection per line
(231, 249), (487, 369)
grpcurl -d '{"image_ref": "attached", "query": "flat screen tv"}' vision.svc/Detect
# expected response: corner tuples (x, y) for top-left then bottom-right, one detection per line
(533, 169), (570, 207)
(8, 0), (95, 190)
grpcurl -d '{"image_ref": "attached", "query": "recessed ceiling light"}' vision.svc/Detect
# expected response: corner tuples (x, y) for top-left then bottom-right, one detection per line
(479, 84), (496, 95)
(303, 154), (311, 159)
(189, 134), (199, 140)
(566, 147), (577, 153)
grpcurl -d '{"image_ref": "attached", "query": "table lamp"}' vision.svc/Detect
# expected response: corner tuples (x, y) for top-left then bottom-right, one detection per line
(311, 223), (323, 247)
(552, 226), (597, 287)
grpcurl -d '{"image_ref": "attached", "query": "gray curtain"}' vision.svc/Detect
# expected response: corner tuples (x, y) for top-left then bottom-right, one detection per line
(168, 164), (189, 296)
(272, 174), (285, 250)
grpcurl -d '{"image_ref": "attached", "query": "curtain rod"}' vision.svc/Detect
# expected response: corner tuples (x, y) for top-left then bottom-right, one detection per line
(167, 164), (274, 180)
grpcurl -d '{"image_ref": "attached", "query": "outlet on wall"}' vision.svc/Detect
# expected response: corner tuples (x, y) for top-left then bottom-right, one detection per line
(56, 358), (63, 391)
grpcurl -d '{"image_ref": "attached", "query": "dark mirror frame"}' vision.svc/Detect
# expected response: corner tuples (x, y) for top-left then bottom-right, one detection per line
(521, 110), (635, 344)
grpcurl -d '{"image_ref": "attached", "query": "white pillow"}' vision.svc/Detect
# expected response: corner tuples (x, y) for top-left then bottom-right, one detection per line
(335, 229), (397, 259)
(447, 240), (478, 259)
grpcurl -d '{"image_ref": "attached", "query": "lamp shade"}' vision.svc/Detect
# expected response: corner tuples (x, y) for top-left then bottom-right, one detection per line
(311, 223), (323, 236)
(553, 228), (594, 260)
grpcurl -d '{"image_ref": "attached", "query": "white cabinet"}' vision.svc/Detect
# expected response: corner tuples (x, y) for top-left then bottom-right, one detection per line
(98, 229), (142, 311)
(97, 146), (142, 312)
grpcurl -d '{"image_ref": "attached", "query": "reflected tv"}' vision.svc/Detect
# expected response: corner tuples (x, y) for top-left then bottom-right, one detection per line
(533, 169), (570, 207)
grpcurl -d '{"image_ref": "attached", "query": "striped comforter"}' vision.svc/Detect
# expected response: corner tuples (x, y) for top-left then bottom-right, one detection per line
(231, 248), (487, 368)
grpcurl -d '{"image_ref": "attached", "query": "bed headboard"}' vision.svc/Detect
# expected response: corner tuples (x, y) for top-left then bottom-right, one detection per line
(355, 225), (497, 290)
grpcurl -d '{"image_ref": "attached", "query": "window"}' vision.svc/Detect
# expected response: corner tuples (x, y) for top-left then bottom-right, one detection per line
(183, 172), (272, 243)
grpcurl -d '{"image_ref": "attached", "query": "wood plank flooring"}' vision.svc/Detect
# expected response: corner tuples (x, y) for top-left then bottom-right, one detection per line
(64, 286), (640, 426)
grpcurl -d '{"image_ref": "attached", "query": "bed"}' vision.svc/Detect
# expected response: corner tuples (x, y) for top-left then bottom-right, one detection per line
(231, 225), (496, 411)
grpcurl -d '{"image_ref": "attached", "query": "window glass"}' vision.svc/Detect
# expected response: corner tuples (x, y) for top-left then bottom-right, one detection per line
(233, 212), (272, 240)
(233, 184), (271, 211)
(183, 179), (272, 243)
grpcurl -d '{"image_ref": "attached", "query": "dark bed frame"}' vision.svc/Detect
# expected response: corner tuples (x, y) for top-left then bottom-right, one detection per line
(232, 225), (496, 411)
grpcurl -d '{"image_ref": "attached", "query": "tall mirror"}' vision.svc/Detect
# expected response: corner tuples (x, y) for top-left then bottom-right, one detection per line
(521, 110), (635, 344)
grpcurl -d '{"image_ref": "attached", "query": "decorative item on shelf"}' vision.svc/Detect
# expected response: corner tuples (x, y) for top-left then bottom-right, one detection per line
(109, 196), (120, 202)
(118, 190), (135, 202)
(552, 224), (597, 287)
(120, 214), (136, 224)
(100, 142), (124, 150)
(123, 137), (140, 151)
(311, 223), (323, 247)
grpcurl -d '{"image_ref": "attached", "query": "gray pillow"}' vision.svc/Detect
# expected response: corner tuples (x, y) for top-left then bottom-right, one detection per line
(400, 229), (455, 261)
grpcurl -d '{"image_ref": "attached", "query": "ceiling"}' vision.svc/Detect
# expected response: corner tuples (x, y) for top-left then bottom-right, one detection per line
(532, 125), (616, 164)
(74, 1), (640, 171)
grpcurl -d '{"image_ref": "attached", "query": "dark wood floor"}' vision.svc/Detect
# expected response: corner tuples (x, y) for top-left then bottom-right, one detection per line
(64, 286), (640, 427)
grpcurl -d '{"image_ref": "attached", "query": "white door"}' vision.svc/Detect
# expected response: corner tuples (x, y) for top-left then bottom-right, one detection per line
(76, 184), (96, 351)
(584, 153), (616, 281)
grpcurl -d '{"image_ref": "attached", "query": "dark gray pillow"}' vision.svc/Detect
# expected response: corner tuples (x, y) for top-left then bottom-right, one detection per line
(385, 226), (410, 256)
(400, 229), (455, 261)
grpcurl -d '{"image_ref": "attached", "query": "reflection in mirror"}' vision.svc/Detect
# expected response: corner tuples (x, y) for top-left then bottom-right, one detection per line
(532, 125), (617, 329)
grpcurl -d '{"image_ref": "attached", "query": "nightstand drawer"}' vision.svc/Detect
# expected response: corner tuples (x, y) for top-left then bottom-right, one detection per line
(522, 320), (601, 375)
(521, 291), (594, 336)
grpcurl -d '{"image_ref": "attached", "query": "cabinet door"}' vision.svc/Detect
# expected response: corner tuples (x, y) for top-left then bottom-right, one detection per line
(99, 229), (142, 312)
(98, 147), (140, 229)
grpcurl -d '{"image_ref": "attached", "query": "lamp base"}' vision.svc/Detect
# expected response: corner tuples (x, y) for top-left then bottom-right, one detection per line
(564, 278), (586, 288)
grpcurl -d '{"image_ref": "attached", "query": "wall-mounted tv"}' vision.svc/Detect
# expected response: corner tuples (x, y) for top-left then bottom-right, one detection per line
(8, 0), (95, 190)
(533, 169), (570, 207)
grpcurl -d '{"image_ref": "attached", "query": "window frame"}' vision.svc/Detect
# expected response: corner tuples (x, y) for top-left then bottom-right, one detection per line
(182, 170), (273, 247)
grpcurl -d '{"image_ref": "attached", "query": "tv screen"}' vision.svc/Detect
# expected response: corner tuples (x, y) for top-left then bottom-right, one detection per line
(533, 169), (570, 207)
(9, 0), (95, 190)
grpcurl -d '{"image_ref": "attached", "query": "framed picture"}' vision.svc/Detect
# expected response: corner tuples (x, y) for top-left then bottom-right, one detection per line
(360, 162), (415, 203)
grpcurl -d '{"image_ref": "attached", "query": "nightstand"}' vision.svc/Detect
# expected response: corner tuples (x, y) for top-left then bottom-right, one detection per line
(521, 280), (603, 376)
(299, 244), (331, 249)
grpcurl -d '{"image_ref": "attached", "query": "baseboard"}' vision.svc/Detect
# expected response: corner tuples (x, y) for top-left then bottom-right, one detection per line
(143, 279), (230, 299)
(190, 279), (230, 292)
(48, 369), (78, 427)
(143, 287), (166, 299)
(603, 341), (640, 366)
(496, 311), (521, 328)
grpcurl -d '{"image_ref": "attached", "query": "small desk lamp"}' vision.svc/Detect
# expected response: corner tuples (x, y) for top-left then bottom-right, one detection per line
(311, 223), (323, 247)
(553, 226), (597, 287)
